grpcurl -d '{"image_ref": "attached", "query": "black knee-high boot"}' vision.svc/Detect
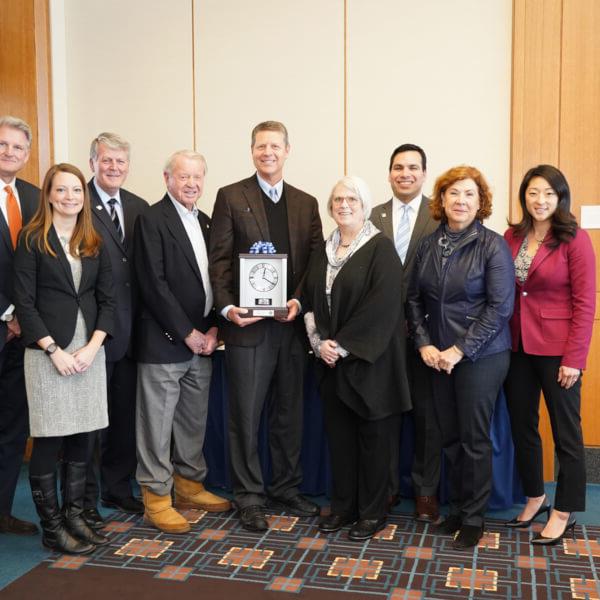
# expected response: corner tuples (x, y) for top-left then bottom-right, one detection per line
(30, 471), (95, 555)
(63, 462), (109, 547)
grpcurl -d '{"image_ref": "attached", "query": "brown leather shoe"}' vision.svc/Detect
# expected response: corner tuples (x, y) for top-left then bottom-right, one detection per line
(414, 495), (439, 523)
(0, 514), (39, 535)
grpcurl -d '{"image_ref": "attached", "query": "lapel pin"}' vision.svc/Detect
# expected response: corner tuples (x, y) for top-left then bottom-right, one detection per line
(96, 205), (103, 210)
(382, 213), (387, 218)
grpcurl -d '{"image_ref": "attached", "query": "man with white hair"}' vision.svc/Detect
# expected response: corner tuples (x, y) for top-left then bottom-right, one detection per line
(133, 150), (230, 533)
(0, 115), (39, 535)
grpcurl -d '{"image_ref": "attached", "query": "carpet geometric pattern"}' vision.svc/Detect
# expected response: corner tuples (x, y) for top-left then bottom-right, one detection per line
(41, 509), (600, 598)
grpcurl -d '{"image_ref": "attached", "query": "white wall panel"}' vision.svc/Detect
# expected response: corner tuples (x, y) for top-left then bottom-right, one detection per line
(347, 0), (512, 233)
(194, 0), (344, 230)
(60, 0), (194, 202)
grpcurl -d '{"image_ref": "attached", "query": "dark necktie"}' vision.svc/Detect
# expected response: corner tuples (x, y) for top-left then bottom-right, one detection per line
(107, 198), (124, 243)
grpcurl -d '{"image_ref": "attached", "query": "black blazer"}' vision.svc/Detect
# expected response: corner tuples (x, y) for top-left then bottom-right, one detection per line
(209, 175), (323, 347)
(89, 180), (148, 362)
(0, 178), (39, 352)
(303, 233), (411, 419)
(13, 227), (115, 349)
(133, 194), (216, 364)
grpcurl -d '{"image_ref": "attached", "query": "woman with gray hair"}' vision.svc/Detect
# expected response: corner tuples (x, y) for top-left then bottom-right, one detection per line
(303, 176), (410, 540)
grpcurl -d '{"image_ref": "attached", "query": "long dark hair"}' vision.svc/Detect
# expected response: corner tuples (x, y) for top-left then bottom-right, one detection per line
(510, 164), (577, 248)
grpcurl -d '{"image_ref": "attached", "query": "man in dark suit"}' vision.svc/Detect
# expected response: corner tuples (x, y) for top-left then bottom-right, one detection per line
(209, 121), (323, 531)
(134, 150), (230, 534)
(81, 133), (149, 527)
(0, 115), (40, 535)
(370, 144), (440, 522)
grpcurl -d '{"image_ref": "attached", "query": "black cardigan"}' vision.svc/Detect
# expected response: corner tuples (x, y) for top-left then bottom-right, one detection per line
(303, 233), (411, 419)
(13, 227), (115, 349)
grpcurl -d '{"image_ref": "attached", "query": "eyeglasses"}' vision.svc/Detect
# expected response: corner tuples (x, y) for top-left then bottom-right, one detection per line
(332, 196), (360, 206)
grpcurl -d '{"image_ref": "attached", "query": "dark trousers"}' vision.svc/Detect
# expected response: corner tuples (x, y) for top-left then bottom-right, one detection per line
(30, 432), (91, 477)
(432, 350), (510, 526)
(322, 372), (392, 520)
(225, 321), (305, 509)
(84, 356), (138, 507)
(504, 349), (586, 512)
(389, 344), (440, 498)
(408, 346), (441, 496)
(0, 339), (28, 515)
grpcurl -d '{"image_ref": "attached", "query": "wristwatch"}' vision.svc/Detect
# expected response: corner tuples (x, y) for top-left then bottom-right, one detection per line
(45, 343), (58, 356)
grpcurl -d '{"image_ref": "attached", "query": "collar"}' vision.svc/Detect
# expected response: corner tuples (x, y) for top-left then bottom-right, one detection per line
(256, 173), (284, 199)
(168, 191), (198, 217)
(1, 177), (17, 193)
(93, 178), (122, 206)
(392, 192), (423, 212)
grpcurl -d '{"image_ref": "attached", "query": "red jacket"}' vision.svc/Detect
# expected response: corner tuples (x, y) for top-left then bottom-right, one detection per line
(504, 227), (596, 369)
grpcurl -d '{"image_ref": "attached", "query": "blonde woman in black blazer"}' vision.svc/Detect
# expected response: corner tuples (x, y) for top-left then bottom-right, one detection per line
(13, 163), (114, 555)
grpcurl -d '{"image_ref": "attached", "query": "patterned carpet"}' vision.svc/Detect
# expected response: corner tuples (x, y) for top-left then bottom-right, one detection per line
(3, 507), (600, 599)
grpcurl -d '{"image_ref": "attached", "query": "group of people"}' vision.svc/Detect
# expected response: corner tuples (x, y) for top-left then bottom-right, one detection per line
(0, 115), (595, 555)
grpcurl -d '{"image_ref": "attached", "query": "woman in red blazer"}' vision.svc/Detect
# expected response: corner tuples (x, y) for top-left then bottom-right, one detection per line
(504, 164), (596, 545)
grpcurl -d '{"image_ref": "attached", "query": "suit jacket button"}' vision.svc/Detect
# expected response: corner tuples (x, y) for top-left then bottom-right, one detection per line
(125, 282), (130, 287)
(122, 257), (127, 262)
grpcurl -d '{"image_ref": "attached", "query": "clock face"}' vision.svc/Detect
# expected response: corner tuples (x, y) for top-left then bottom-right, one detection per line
(249, 262), (279, 292)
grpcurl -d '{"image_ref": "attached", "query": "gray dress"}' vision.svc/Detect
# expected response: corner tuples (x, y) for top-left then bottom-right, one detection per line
(24, 240), (108, 437)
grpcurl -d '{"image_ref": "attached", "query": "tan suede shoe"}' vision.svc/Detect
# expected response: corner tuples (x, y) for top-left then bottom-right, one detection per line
(173, 474), (232, 512)
(142, 486), (191, 533)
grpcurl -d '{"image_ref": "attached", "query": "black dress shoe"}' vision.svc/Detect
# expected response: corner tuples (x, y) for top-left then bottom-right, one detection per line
(531, 517), (576, 546)
(101, 496), (144, 514)
(269, 495), (319, 517)
(318, 514), (357, 533)
(0, 514), (39, 535)
(239, 505), (269, 532)
(453, 524), (484, 549)
(505, 504), (551, 528)
(82, 508), (105, 531)
(348, 517), (386, 541)
(435, 514), (462, 536)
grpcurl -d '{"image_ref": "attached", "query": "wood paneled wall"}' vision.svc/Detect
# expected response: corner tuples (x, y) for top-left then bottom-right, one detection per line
(511, 0), (600, 479)
(0, 0), (52, 186)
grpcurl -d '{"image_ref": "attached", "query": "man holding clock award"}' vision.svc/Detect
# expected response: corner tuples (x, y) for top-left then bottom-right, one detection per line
(209, 121), (323, 531)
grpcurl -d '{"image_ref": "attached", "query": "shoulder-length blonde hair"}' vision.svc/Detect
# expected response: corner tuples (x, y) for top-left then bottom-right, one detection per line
(22, 163), (102, 258)
(429, 165), (493, 222)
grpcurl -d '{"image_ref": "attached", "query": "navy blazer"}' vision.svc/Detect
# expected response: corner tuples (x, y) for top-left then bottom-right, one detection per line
(89, 180), (148, 361)
(13, 227), (115, 349)
(0, 178), (39, 352)
(133, 194), (216, 364)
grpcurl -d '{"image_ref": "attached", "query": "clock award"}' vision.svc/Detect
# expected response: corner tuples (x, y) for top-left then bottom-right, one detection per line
(239, 242), (288, 318)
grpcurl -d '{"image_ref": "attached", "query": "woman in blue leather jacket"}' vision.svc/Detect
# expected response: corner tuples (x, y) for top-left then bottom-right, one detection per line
(407, 165), (514, 549)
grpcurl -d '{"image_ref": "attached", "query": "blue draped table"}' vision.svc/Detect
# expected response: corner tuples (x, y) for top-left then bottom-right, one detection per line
(204, 351), (524, 510)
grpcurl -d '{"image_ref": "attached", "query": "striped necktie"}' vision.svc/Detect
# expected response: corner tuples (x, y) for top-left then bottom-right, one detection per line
(107, 198), (124, 243)
(395, 204), (411, 263)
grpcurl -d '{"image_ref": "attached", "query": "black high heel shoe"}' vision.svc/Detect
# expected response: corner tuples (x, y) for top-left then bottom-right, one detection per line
(505, 503), (551, 528)
(530, 517), (576, 546)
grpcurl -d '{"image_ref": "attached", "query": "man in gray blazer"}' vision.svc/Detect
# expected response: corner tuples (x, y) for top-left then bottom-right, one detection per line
(370, 144), (440, 522)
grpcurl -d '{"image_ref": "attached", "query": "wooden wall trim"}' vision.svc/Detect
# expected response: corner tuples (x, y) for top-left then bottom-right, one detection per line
(0, 0), (52, 186)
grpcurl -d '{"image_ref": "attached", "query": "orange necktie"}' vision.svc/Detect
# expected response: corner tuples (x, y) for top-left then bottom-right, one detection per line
(4, 185), (22, 249)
